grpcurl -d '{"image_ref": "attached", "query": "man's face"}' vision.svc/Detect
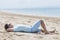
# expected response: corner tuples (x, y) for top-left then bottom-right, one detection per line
(8, 24), (13, 28)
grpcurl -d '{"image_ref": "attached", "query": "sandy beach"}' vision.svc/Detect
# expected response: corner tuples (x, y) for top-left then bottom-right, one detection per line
(0, 11), (60, 40)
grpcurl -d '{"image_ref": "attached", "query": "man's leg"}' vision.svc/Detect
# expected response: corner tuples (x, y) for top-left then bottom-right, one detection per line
(40, 20), (55, 34)
(40, 20), (49, 34)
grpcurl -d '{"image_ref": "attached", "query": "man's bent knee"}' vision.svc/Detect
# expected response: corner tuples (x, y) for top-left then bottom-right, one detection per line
(40, 20), (44, 22)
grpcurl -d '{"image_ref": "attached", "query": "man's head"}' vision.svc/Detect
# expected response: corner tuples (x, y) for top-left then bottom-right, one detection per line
(4, 24), (9, 30)
(4, 24), (13, 30)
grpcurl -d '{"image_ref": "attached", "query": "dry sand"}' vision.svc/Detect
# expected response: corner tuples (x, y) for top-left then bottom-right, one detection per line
(0, 11), (60, 40)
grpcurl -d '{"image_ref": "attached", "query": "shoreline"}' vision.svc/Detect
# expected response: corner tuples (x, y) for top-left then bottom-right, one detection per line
(0, 10), (60, 19)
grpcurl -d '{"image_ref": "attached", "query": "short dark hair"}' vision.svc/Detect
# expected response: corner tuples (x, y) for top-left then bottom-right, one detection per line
(4, 24), (9, 30)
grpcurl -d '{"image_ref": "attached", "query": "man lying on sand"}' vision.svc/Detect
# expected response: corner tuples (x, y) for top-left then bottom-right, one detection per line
(4, 20), (55, 34)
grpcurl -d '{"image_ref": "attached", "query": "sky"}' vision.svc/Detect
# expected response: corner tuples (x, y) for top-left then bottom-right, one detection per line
(0, 0), (60, 9)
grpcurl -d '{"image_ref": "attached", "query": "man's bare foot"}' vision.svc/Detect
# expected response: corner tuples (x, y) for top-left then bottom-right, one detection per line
(49, 29), (56, 33)
(45, 29), (56, 34)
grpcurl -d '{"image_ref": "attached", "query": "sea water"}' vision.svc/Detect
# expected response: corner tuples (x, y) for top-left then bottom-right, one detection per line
(1, 8), (60, 18)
